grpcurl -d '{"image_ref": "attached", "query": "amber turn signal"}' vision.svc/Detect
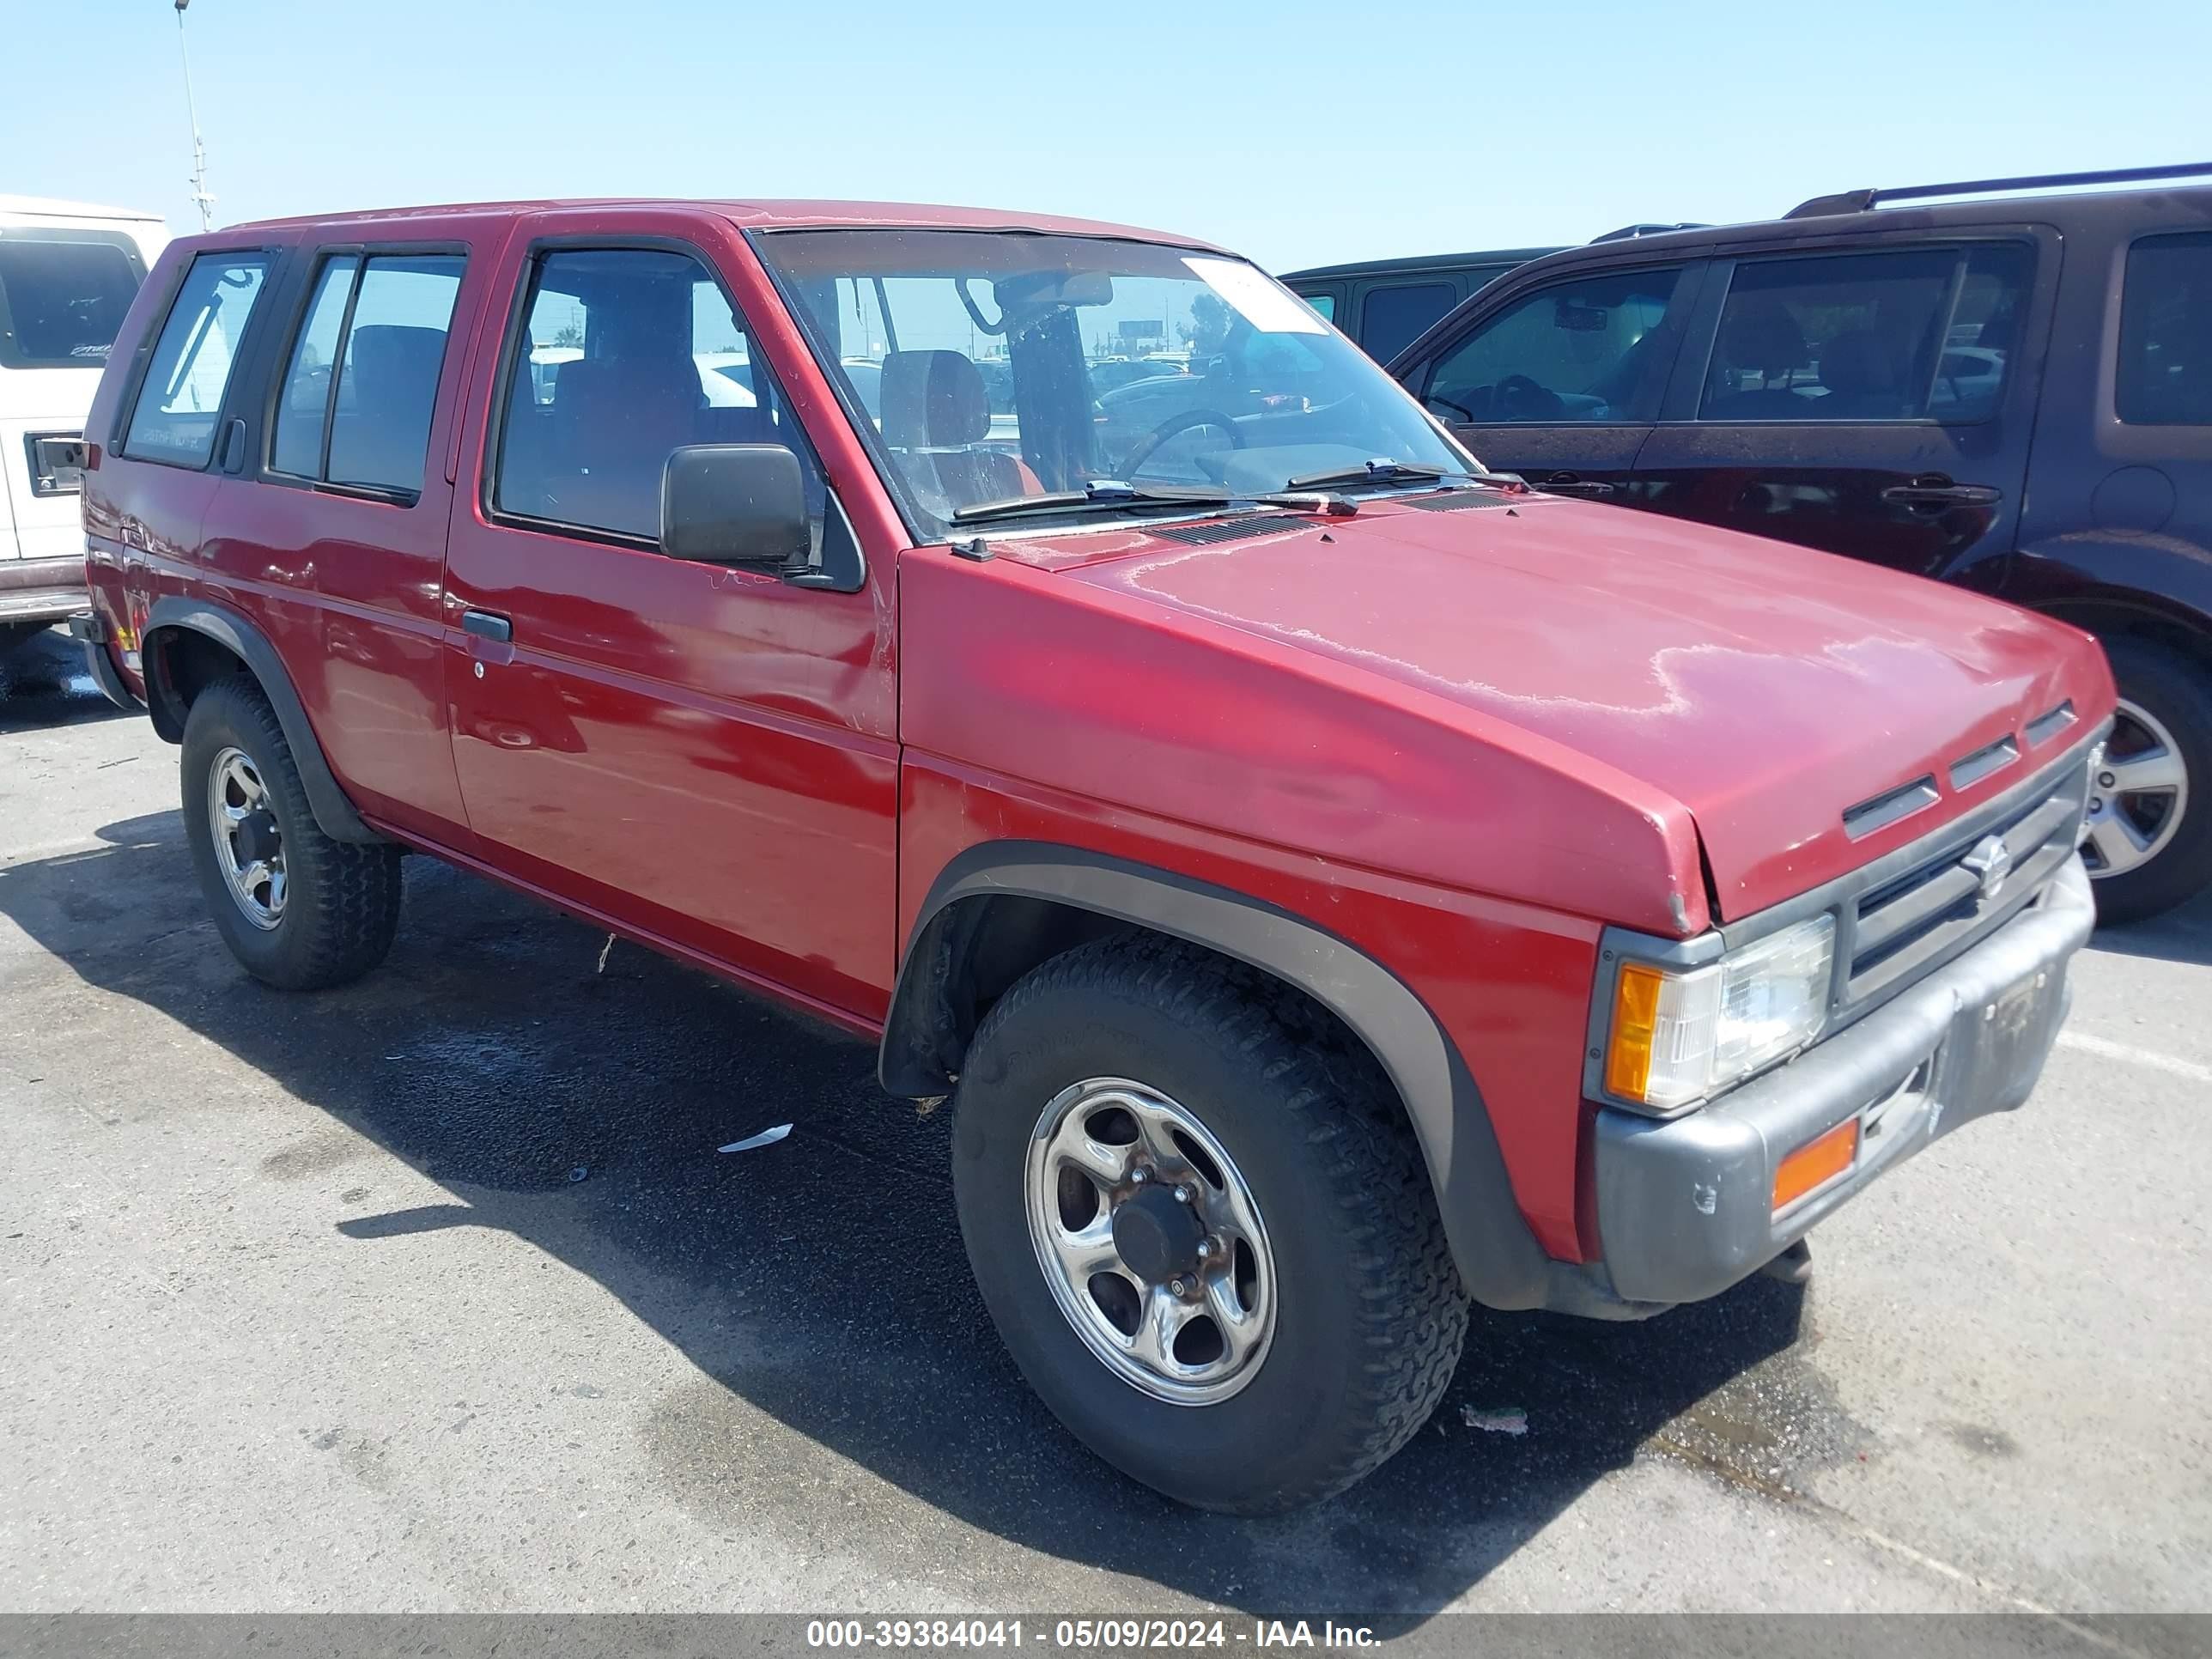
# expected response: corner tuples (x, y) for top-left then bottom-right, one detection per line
(1772, 1117), (1858, 1212)
(1603, 963), (1666, 1102)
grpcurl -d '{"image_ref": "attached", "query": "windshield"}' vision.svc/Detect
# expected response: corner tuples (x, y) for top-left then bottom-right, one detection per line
(0, 233), (146, 371)
(754, 229), (1474, 535)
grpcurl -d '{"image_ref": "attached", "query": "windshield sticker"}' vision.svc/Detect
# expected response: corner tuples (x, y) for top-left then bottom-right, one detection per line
(1182, 257), (1327, 337)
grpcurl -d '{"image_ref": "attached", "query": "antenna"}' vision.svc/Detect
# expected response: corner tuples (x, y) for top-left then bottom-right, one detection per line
(174, 0), (215, 232)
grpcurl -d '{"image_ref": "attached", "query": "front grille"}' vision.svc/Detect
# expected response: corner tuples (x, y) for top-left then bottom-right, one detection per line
(1844, 769), (2086, 1003)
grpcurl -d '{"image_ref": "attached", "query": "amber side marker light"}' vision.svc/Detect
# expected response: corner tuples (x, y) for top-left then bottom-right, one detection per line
(1773, 1118), (1859, 1212)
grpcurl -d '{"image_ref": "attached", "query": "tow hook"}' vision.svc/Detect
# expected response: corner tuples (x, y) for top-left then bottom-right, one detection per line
(1759, 1237), (1814, 1285)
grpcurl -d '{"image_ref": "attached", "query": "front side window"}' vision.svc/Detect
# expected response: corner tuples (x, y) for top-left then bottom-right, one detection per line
(270, 253), (464, 495)
(0, 232), (146, 370)
(2117, 230), (2212, 425)
(1701, 243), (2031, 423)
(494, 246), (819, 543)
(755, 229), (1470, 538)
(121, 252), (273, 466)
(1420, 266), (1685, 424)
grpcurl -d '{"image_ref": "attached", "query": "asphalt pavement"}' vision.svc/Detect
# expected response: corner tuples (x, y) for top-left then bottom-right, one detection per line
(2, 625), (2206, 1636)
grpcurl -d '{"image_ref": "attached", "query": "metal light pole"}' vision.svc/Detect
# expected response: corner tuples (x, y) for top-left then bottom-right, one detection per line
(174, 0), (215, 231)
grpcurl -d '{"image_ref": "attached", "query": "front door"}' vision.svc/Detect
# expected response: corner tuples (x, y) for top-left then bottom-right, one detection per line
(1629, 234), (2051, 586)
(441, 223), (899, 1024)
(1397, 260), (1703, 502)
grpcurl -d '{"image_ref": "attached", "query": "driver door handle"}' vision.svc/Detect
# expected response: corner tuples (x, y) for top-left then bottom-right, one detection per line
(1538, 472), (1614, 497)
(461, 609), (513, 643)
(1881, 478), (2002, 508)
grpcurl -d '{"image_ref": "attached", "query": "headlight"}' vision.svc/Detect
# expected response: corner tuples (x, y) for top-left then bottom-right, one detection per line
(1602, 915), (1836, 1112)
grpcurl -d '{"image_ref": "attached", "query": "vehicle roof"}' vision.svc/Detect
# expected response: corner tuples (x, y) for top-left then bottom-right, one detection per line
(1499, 179), (2212, 270)
(222, 198), (1223, 249)
(0, 193), (165, 223)
(1280, 247), (1566, 282)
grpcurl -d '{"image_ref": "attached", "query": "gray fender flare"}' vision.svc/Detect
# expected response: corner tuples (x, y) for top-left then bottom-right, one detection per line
(884, 842), (1554, 1310)
(143, 596), (382, 845)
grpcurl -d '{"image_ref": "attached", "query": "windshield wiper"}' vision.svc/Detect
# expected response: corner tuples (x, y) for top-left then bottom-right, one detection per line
(1280, 458), (1523, 493)
(949, 480), (1358, 526)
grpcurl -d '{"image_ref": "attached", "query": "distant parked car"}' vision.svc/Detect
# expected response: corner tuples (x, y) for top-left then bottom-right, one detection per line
(1284, 226), (1707, 364)
(1385, 161), (2212, 920)
(0, 195), (164, 665)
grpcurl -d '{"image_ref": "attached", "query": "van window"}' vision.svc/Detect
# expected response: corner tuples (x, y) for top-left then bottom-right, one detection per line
(495, 246), (817, 542)
(1700, 243), (2030, 423)
(1301, 291), (1335, 323)
(120, 252), (273, 466)
(2117, 230), (2212, 426)
(269, 253), (463, 495)
(1358, 282), (1455, 363)
(0, 232), (145, 370)
(1419, 266), (1685, 423)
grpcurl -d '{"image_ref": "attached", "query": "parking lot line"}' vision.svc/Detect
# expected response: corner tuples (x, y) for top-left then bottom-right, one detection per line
(2055, 1029), (2212, 1086)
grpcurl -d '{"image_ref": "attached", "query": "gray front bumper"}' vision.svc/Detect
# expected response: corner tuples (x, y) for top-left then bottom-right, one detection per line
(1590, 854), (2095, 1307)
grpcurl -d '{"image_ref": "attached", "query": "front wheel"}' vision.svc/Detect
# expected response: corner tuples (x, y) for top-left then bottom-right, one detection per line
(180, 673), (404, 989)
(951, 935), (1468, 1513)
(2083, 636), (2212, 923)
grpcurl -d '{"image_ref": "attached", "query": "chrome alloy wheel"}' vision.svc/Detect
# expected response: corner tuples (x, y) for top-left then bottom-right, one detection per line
(208, 745), (286, 929)
(2083, 697), (2191, 879)
(1025, 1078), (1276, 1406)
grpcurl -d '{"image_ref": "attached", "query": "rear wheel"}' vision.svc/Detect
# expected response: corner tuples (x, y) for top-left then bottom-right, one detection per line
(180, 673), (403, 989)
(951, 934), (1468, 1513)
(2083, 637), (2212, 923)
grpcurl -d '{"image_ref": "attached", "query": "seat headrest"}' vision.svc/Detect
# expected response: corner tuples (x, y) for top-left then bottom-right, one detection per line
(1818, 327), (1896, 398)
(1717, 300), (1808, 380)
(880, 350), (989, 447)
(348, 325), (448, 407)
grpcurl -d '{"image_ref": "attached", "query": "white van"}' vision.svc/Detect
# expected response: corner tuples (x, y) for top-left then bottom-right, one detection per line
(0, 196), (167, 660)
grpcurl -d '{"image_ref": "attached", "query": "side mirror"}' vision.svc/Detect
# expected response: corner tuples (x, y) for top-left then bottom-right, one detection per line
(660, 444), (810, 568)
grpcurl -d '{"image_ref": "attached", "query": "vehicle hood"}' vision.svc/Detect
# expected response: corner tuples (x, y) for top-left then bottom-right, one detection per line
(1030, 494), (2112, 920)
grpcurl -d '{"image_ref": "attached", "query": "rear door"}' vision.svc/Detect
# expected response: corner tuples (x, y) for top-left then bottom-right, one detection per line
(1395, 258), (1705, 498)
(1630, 230), (2053, 585)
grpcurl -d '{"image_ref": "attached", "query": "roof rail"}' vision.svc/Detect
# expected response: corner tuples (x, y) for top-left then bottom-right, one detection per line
(1590, 222), (1711, 242)
(1786, 161), (2212, 220)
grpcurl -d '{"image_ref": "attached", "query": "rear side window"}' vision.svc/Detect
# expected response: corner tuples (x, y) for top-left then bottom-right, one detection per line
(2117, 230), (2212, 425)
(270, 252), (465, 496)
(495, 246), (818, 543)
(1701, 243), (2031, 423)
(1358, 282), (1455, 362)
(1298, 290), (1336, 323)
(121, 252), (273, 466)
(1419, 266), (1686, 423)
(0, 233), (145, 369)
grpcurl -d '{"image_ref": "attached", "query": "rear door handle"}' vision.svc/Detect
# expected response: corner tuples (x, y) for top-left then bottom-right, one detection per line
(461, 609), (513, 643)
(1881, 480), (2002, 508)
(1538, 472), (1614, 497)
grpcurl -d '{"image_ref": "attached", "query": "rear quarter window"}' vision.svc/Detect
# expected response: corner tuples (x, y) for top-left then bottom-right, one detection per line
(2117, 230), (2212, 425)
(0, 231), (146, 370)
(121, 252), (274, 467)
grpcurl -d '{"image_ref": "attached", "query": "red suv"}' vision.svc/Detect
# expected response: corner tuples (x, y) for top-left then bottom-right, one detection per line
(72, 199), (2112, 1513)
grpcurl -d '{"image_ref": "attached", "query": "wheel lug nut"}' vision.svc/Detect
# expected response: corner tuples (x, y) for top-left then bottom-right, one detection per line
(1197, 1236), (1215, 1257)
(2091, 797), (2105, 812)
(1170, 1277), (1188, 1295)
(1175, 1186), (1193, 1204)
(1130, 1167), (1148, 1183)
(2099, 771), (2116, 787)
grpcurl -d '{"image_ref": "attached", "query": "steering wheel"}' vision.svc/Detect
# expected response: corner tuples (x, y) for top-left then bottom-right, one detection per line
(1119, 409), (1245, 479)
(1495, 374), (1565, 421)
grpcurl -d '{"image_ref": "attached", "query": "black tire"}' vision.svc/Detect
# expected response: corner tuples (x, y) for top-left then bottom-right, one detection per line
(180, 673), (403, 989)
(2087, 636), (2212, 925)
(951, 934), (1468, 1514)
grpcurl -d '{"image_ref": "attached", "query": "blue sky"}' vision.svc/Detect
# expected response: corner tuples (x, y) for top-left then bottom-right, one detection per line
(12, 0), (2209, 274)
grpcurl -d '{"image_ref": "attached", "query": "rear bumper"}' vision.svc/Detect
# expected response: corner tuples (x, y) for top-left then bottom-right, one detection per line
(1587, 854), (2095, 1309)
(65, 611), (138, 710)
(0, 556), (88, 625)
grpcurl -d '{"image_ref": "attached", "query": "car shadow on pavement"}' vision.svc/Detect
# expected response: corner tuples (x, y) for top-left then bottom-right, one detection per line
(0, 811), (1826, 1627)
(2088, 890), (2212, 968)
(0, 629), (133, 733)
